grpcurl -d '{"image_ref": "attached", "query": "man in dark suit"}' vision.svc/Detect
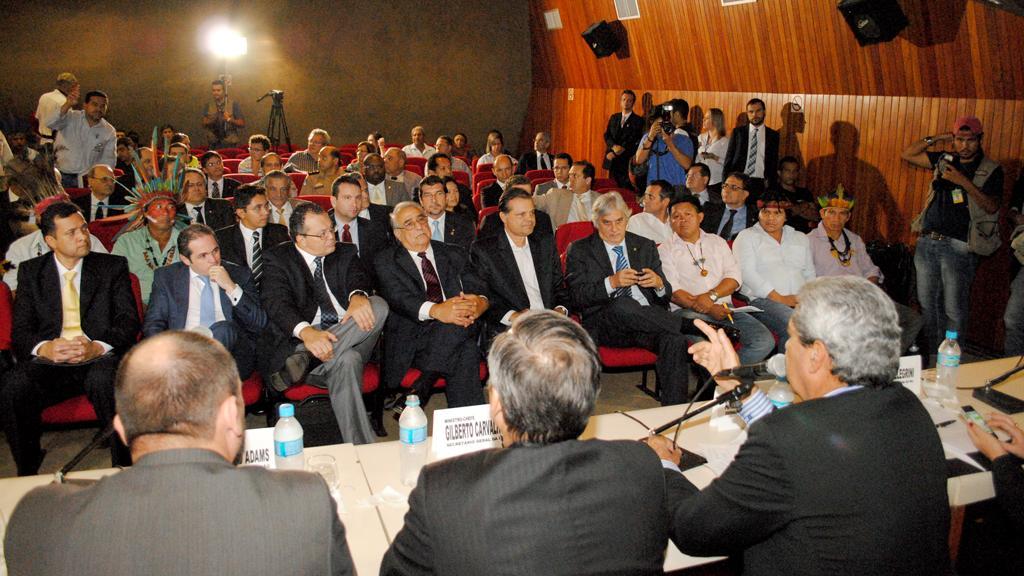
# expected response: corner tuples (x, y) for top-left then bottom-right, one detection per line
(722, 98), (780, 199)
(199, 150), (241, 199)
(480, 154), (515, 208)
(144, 224), (267, 379)
(565, 191), (693, 405)
(374, 201), (488, 409)
(214, 185), (290, 281)
(700, 172), (757, 241)
(418, 175), (475, 250)
(328, 174), (390, 280)
(4, 331), (354, 576)
(381, 311), (673, 575)
(476, 175), (554, 240)
(649, 277), (949, 574)
(603, 89), (645, 190)
(471, 189), (568, 345)
(0, 201), (138, 475)
(261, 202), (387, 444)
(73, 163), (126, 222)
(179, 167), (235, 230)
(515, 131), (554, 174)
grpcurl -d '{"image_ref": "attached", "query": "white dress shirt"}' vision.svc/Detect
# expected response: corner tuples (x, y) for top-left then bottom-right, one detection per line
(291, 246), (347, 337)
(269, 201), (294, 229)
(733, 224), (816, 299)
(567, 190), (596, 224)
(368, 181), (388, 205)
(49, 110), (116, 184)
(697, 133), (730, 185)
(533, 152), (551, 171)
(89, 194), (112, 220)
(35, 89), (67, 141)
(238, 223), (258, 268)
(501, 234), (546, 325)
(32, 255), (111, 355)
(402, 144), (436, 159)
(626, 212), (672, 244)
(601, 240), (651, 305)
(659, 230), (741, 312)
(184, 202), (207, 224)
(184, 269), (244, 329)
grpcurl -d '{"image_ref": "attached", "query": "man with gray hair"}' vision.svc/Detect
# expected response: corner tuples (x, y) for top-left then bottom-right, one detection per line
(4, 331), (354, 575)
(648, 276), (950, 574)
(381, 311), (675, 575)
(35, 72), (78, 148)
(284, 128), (330, 174)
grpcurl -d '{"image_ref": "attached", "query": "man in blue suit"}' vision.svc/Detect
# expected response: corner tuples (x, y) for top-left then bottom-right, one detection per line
(143, 224), (267, 378)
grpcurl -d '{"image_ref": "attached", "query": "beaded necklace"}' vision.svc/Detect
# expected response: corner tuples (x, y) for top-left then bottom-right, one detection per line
(828, 230), (854, 267)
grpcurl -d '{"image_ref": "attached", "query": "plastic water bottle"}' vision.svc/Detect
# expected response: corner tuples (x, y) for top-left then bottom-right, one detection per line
(273, 403), (305, 470)
(935, 330), (961, 400)
(399, 395), (428, 487)
(767, 378), (794, 409)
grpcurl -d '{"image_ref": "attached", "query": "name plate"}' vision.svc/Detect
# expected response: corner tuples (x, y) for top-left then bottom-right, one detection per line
(896, 355), (922, 396)
(430, 404), (502, 461)
(241, 427), (277, 469)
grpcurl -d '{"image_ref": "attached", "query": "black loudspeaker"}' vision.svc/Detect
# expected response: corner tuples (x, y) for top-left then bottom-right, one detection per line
(582, 20), (620, 58)
(837, 0), (909, 46)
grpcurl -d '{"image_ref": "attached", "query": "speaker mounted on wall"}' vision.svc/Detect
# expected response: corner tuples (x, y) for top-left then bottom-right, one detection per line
(581, 20), (621, 58)
(837, 0), (910, 46)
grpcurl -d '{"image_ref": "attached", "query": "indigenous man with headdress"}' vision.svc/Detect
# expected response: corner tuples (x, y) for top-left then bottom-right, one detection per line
(0, 151), (66, 254)
(112, 189), (187, 304)
(732, 190), (816, 349)
(807, 186), (923, 352)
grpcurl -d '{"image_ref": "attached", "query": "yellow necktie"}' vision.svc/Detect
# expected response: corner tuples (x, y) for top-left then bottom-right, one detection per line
(61, 270), (84, 339)
(277, 207), (287, 229)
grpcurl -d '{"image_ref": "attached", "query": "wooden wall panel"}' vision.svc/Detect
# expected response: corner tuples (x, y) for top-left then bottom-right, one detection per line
(529, 0), (1024, 99)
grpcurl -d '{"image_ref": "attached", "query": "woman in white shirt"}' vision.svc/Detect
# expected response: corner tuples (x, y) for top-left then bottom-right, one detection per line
(732, 191), (816, 348)
(697, 108), (729, 190)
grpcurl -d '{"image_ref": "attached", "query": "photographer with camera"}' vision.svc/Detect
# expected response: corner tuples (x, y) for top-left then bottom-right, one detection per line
(634, 98), (694, 198)
(901, 116), (1003, 360)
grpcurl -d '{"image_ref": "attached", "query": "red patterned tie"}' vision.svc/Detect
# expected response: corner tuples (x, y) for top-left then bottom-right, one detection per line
(417, 252), (444, 304)
(341, 223), (352, 243)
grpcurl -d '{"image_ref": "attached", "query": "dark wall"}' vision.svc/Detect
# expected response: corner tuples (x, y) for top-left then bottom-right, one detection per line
(0, 0), (531, 151)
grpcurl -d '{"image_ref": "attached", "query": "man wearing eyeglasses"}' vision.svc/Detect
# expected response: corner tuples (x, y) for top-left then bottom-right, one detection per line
(260, 202), (388, 443)
(73, 164), (125, 222)
(701, 172), (757, 242)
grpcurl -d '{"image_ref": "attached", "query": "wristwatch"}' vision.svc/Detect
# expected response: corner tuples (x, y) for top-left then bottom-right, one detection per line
(924, 136), (935, 146)
(708, 290), (720, 303)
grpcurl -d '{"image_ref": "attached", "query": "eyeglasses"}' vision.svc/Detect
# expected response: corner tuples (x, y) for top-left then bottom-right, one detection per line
(394, 215), (429, 230)
(297, 229), (335, 240)
(722, 183), (746, 192)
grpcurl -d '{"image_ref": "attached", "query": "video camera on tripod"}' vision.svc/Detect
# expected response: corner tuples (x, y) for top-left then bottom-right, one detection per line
(257, 89), (285, 103)
(256, 89), (291, 148)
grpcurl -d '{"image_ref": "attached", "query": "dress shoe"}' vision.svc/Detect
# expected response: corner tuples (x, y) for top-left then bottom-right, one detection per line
(369, 413), (388, 437)
(268, 351), (312, 392)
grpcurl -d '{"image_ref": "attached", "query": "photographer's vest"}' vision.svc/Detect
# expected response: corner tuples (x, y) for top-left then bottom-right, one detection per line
(911, 156), (1000, 256)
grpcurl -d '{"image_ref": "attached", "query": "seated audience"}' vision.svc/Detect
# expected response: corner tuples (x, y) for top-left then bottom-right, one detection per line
(451, 131), (475, 161)
(328, 174), (390, 270)
(284, 128), (329, 174)
(701, 172), (756, 240)
(772, 156), (818, 232)
(263, 169), (306, 231)
(199, 151), (240, 199)
(480, 154), (515, 208)
(648, 277), (950, 574)
(144, 224), (266, 378)
(214, 184), (290, 282)
(1, 201), (137, 475)
(660, 196), (774, 364)
(431, 135), (471, 174)
(418, 175), (475, 250)
(428, 152), (475, 218)
(476, 133), (504, 166)
(237, 133), (271, 175)
(807, 187), (922, 352)
(112, 191), (186, 303)
(534, 159), (598, 232)
(471, 188), (568, 340)
(73, 163), (126, 222)
(168, 133), (200, 168)
(627, 178), (673, 244)
(732, 191), (816, 348)
(260, 202), (387, 443)
(402, 125), (435, 159)
(178, 167), (235, 230)
(374, 201), (488, 409)
(4, 331), (354, 575)
(565, 191), (693, 404)
(362, 152), (410, 207)
(515, 131), (554, 173)
(300, 145), (344, 196)
(477, 175), (553, 239)
(383, 147), (421, 193)
(381, 311), (675, 575)
(345, 140), (377, 173)
(113, 136), (137, 187)
(534, 152), (573, 196)
(685, 162), (718, 206)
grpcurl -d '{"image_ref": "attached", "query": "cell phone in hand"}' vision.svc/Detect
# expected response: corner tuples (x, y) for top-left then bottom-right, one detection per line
(961, 405), (995, 435)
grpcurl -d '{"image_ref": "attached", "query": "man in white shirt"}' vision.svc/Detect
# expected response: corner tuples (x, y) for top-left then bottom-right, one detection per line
(431, 136), (471, 174)
(35, 72), (77, 148)
(48, 86), (116, 188)
(143, 224), (267, 379)
(534, 153), (573, 196)
(178, 168), (235, 230)
(237, 134), (270, 175)
(516, 131), (554, 174)
(659, 196), (774, 364)
(402, 126), (436, 159)
(627, 179), (673, 244)
(732, 191), (816, 348)
(384, 147), (422, 192)
(535, 160), (598, 231)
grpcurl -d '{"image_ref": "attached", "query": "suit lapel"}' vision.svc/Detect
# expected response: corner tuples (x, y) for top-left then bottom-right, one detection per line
(78, 255), (99, 318)
(432, 243), (461, 296)
(498, 234), (529, 306)
(229, 226), (246, 265)
(588, 234), (614, 276)
(397, 248), (426, 294)
(170, 264), (190, 329)
(41, 256), (63, 331)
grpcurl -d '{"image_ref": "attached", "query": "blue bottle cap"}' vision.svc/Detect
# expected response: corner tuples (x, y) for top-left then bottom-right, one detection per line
(405, 395), (421, 407)
(278, 403), (295, 418)
(945, 330), (958, 340)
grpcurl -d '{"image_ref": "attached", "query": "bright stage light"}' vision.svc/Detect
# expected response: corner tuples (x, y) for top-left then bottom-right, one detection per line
(206, 25), (247, 58)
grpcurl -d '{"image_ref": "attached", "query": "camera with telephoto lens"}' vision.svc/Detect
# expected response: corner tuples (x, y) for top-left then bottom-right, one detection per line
(659, 103), (675, 134)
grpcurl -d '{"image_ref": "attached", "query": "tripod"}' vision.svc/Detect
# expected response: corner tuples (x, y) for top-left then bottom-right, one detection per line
(258, 90), (292, 149)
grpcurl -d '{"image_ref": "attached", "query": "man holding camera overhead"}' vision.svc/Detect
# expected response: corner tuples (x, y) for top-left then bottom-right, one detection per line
(634, 98), (695, 197)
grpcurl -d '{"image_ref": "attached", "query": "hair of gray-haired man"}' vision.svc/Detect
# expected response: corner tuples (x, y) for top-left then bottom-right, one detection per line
(791, 276), (901, 389)
(307, 128), (330, 143)
(487, 310), (601, 445)
(591, 190), (630, 225)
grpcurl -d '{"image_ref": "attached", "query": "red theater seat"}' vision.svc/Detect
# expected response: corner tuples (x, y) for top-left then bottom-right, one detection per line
(289, 172), (307, 191)
(452, 171), (470, 187)
(222, 158), (242, 172)
(599, 347), (659, 398)
(555, 221), (595, 255)
(399, 363), (489, 390)
(525, 169), (554, 181)
(89, 214), (130, 251)
(225, 173), (259, 184)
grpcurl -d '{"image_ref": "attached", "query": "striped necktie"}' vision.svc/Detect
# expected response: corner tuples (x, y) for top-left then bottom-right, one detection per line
(745, 127), (758, 176)
(313, 256), (339, 328)
(251, 230), (263, 287)
(611, 246), (630, 299)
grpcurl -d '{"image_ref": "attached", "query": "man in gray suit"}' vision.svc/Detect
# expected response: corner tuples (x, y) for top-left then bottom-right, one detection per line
(362, 152), (411, 207)
(381, 311), (673, 575)
(4, 331), (354, 576)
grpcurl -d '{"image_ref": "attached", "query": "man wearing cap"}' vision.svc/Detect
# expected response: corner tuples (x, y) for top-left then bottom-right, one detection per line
(901, 116), (1003, 356)
(35, 72), (78, 149)
(807, 187), (923, 353)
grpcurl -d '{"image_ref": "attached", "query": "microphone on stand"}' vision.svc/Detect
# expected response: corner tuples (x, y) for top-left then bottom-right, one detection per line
(714, 354), (786, 380)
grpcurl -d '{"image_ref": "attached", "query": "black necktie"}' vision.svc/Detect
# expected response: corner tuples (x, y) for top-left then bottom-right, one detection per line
(211, 181), (220, 199)
(193, 206), (205, 224)
(94, 201), (105, 221)
(313, 256), (338, 328)
(721, 209), (738, 240)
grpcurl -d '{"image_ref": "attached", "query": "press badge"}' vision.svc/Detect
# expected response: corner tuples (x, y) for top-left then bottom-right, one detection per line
(951, 188), (965, 204)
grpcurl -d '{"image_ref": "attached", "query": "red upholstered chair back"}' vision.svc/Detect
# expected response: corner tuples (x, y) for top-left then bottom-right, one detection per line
(592, 178), (617, 190)
(225, 173), (259, 185)
(405, 164), (424, 177)
(477, 206), (499, 230)
(0, 281), (12, 351)
(452, 171), (470, 187)
(216, 148), (246, 159)
(222, 158), (242, 172)
(555, 221), (596, 255)
(288, 172), (307, 191)
(474, 163), (494, 176)
(525, 169), (554, 181)
(474, 178), (496, 200)
(89, 214), (130, 251)
(405, 157), (427, 172)
(296, 195), (334, 210)
(129, 273), (144, 332)
(64, 187), (90, 200)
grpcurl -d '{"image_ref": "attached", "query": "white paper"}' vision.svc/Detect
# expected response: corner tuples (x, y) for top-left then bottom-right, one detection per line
(728, 306), (762, 313)
(698, 431), (747, 476)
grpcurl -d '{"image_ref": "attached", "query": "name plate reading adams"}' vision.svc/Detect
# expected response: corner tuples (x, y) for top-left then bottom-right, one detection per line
(241, 427), (277, 469)
(431, 404), (502, 461)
